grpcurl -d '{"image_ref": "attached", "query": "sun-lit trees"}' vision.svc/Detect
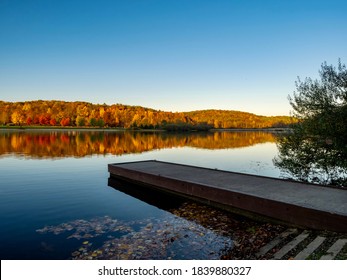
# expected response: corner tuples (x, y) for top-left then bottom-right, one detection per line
(60, 117), (70, 126)
(0, 100), (295, 129)
(11, 110), (24, 125)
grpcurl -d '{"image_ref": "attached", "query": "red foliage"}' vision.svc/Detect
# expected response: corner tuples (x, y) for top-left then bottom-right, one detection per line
(26, 117), (32, 125)
(33, 116), (40, 125)
(60, 118), (70, 126)
(38, 115), (51, 125)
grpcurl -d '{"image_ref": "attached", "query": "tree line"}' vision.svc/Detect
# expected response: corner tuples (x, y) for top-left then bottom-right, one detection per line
(0, 100), (295, 129)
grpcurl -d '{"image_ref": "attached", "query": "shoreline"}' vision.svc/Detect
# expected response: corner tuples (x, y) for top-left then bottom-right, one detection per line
(0, 126), (128, 132)
(0, 126), (291, 133)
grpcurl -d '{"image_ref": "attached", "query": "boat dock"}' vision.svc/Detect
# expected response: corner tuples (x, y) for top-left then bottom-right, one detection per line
(108, 160), (347, 232)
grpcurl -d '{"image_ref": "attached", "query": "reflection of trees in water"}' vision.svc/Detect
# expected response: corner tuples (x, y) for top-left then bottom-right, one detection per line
(274, 132), (347, 187)
(0, 131), (275, 159)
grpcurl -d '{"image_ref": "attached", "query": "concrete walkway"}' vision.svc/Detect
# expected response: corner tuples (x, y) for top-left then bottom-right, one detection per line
(108, 160), (347, 232)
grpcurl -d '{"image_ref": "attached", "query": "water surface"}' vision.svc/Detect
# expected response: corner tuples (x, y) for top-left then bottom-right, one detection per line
(0, 130), (282, 259)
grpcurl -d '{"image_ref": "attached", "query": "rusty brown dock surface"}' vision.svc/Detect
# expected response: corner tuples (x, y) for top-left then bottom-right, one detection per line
(108, 160), (347, 232)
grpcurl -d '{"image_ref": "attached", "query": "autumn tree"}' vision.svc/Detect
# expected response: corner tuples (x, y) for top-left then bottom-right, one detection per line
(60, 117), (70, 126)
(0, 106), (10, 125)
(11, 110), (24, 125)
(50, 118), (57, 126)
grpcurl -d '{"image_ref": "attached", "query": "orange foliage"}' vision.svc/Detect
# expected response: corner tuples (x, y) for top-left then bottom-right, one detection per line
(60, 117), (70, 126)
(0, 131), (276, 159)
(0, 100), (296, 129)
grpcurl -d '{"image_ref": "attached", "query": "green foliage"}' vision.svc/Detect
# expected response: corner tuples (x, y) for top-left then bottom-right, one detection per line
(289, 59), (347, 142)
(89, 118), (98, 127)
(76, 116), (86, 127)
(96, 119), (105, 128)
(274, 129), (347, 186)
(290, 60), (347, 118)
(275, 60), (347, 186)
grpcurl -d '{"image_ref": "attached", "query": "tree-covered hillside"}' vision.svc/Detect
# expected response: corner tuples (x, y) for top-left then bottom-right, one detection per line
(0, 100), (295, 129)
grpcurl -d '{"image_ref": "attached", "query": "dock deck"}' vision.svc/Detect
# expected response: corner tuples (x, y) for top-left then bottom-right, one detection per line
(108, 160), (347, 232)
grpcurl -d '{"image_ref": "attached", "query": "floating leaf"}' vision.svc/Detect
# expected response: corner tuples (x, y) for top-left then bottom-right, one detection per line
(37, 202), (285, 260)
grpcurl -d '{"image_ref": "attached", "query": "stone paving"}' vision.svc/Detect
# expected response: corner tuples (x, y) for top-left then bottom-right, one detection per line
(255, 229), (347, 260)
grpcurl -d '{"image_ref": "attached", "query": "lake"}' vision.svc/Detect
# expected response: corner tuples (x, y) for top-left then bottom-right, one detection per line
(0, 130), (285, 260)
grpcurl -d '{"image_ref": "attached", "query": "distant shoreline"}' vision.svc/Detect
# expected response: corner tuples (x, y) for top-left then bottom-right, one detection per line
(210, 128), (291, 132)
(0, 126), (128, 132)
(0, 126), (291, 133)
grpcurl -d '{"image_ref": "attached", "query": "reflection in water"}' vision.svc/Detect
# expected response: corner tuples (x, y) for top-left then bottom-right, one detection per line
(36, 179), (234, 259)
(37, 213), (234, 260)
(0, 130), (275, 159)
(274, 132), (347, 187)
(35, 179), (285, 260)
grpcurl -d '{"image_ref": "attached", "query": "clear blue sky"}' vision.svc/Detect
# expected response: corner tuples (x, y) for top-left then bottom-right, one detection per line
(1, 0), (346, 116)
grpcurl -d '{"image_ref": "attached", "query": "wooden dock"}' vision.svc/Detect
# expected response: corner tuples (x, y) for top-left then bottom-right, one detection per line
(108, 160), (347, 232)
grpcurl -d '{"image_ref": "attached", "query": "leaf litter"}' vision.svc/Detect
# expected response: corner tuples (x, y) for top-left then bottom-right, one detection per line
(36, 202), (284, 259)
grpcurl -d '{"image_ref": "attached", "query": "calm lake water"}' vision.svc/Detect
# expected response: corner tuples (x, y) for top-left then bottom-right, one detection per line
(0, 130), (283, 260)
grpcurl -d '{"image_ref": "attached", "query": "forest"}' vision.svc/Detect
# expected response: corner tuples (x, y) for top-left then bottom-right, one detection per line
(0, 100), (295, 129)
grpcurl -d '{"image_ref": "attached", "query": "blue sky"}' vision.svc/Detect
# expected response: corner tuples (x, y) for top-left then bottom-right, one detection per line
(1, 0), (346, 116)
